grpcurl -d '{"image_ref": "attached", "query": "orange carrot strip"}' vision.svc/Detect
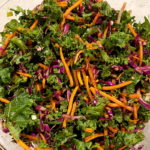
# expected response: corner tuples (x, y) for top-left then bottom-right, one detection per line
(116, 72), (124, 81)
(129, 119), (138, 124)
(30, 20), (38, 30)
(104, 129), (108, 136)
(103, 27), (108, 38)
(21, 134), (38, 141)
(74, 50), (84, 64)
(62, 118), (67, 128)
(83, 96), (89, 102)
(38, 63), (49, 70)
(67, 86), (79, 115)
(77, 70), (83, 86)
(70, 102), (77, 116)
(67, 58), (73, 67)
(0, 98), (10, 103)
(88, 67), (97, 88)
(107, 103), (120, 108)
(42, 78), (46, 89)
(116, 2), (127, 24)
(66, 15), (84, 22)
(16, 72), (32, 78)
(82, 12), (102, 27)
(1, 33), (16, 49)
(128, 93), (141, 99)
(57, 1), (68, 7)
(51, 100), (57, 111)
(97, 146), (104, 150)
(36, 83), (41, 92)
(138, 41), (143, 66)
(73, 70), (79, 86)
(127, 24), (137, 37)
(89, 12), (101, 26)
(35, 148), (53, 150)
(119, 145), (128, 150)
(61, 0), (83, 28)
(82, 71), (93, 101)
(75, 34), (85, 43)
(102, 81), (132, 90)
(133, 104), (140, 120)
(108, 126), (118, 133)
(84, 133), (104, 142)
(91, 87), (133, 111)
(84, 128), (95, 133)
(60, 47), (74, 87)
(16, 140), (31, 150)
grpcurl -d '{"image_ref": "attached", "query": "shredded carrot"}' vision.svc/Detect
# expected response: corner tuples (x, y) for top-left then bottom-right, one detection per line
(118, 145), (128, 150)
(84, 133), (104, 142)
(73, 70), (79, 86)
(81, 12), (102, 27)
(103, 27), (108, 38)
(121, 93), (127, 97)
(38, 63), (49, 70)
(74, 50), (84, 64)
(128, 93), (141, 99)
(102, 81), (132, 90)
(75, 34), (85, 43)
(88, 67), (97, 88)
(35, 148), (53, 150)
(129, 119), (138, 124)
(116, 72), (124, 81)
(62, 118), (67, 128)
(16, 72), (32, 78)
(138, 41), (143, 66)
(82, 71), (93, 101)
(90, 87), (96, 96)
(116, 2), (127, 24)
(60, 47), (74, 87)
(66, 15), (84, 22)
(61, 0), (83, 28)
(108, 126), (118, 133)
(104, 113), (109, 118)
(67, 86), (79, 115)
(36, 83), (41, 92)
(71, 102), (77, 116)
(50, 100), (57, 111)
(21, 134), (38, 141)
(30, 20), (38, 30)
(104, 129), (108, 136)
(133, 104), (140, 120)
(97, 147), (104, 150)
(42, 78), (46, 89)
(40, 133), (47, 144)
(0, 98), (10, 103)
(107, 103), (120, 108)
(57, 1), (68, 7)
(127, 24), (137, 37)
(1, 33), (16, 49)
(83, 96), (89, 102)
(122, 96), (127, 113)
(84, 128), (95, 133)
(67, 58), (73, 67)
(91, 87), (133, 111)
(16, 140), (32, 150)
(77, 70), (84, 86)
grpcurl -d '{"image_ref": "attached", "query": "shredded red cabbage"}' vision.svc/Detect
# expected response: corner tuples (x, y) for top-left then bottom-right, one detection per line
(139, 98), (150, 110)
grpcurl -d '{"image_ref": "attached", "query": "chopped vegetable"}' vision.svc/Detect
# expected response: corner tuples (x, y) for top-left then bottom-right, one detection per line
(0, 0), (149, 149)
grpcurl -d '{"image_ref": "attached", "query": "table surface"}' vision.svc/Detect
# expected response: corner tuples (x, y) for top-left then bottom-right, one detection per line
(0, 0), (150, 150)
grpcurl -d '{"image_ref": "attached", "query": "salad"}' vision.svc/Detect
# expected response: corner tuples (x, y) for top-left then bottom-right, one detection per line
(0, 0), (150, 149)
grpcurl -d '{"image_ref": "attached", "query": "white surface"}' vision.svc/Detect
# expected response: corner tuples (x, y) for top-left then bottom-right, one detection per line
(0, 0), (149, 150)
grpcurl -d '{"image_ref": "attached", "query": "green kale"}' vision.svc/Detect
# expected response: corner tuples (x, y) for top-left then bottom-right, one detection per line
(103, 32), (132, 49)
(4, 92), (37, 139)
(92, 1), (113, 17)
